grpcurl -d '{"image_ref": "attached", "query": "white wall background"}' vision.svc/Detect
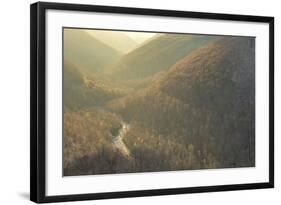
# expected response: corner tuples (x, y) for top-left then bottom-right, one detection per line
(0, 0), (278, 204)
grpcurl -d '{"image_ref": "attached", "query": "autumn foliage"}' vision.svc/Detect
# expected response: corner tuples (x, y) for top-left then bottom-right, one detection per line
(63, 31), (255, 176)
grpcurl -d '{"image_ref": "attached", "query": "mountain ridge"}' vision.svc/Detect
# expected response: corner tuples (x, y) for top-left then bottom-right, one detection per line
(105, 34), (217, 81)
(86, 30), (139, 53)
(64, 29), (122, 74)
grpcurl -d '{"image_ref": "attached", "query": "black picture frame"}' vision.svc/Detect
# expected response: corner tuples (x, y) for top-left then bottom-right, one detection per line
(30, 1), (274, 203)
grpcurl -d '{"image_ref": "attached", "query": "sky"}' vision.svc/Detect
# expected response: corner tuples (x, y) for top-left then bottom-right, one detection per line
(122, 31), (156, 44)
(86, 29), (156, 44)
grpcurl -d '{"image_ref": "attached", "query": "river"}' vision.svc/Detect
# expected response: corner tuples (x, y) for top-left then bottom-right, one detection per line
(112, 122), (132, 159)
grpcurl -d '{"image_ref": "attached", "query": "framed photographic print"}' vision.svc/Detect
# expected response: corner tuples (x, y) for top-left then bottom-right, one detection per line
(30, 1), (274, 203)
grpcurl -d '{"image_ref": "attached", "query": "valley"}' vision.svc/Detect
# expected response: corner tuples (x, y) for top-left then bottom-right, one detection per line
(63, 29), (255, 176)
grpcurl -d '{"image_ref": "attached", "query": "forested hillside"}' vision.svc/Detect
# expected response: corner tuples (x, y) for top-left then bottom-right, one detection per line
(106, 34), (217, 81)
(108, 37), (255, 169)
(64, 60), (131, 110)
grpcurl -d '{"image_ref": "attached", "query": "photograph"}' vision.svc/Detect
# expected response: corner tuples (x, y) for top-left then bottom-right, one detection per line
(30, 2), (274, 202)
(63, 28), (256, 176)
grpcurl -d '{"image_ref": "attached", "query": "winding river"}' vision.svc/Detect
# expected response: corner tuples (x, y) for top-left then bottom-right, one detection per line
(112, 122), (132, 159)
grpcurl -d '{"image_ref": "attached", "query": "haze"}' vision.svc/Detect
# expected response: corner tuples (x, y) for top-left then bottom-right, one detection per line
(123, 31), (156, 43)
(86, 29), (156, 53)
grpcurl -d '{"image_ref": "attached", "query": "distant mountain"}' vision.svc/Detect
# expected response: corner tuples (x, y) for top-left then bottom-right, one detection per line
(86, 30), (138, 54)
(106, 34), (217, 81)
(108, 36), (255, 168)
(64, 29), (121, 74)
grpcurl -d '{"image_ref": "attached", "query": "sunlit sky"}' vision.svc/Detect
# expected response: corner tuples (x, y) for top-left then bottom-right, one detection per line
(122, 31), (156, 44)
(85, 29), (157, 45)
